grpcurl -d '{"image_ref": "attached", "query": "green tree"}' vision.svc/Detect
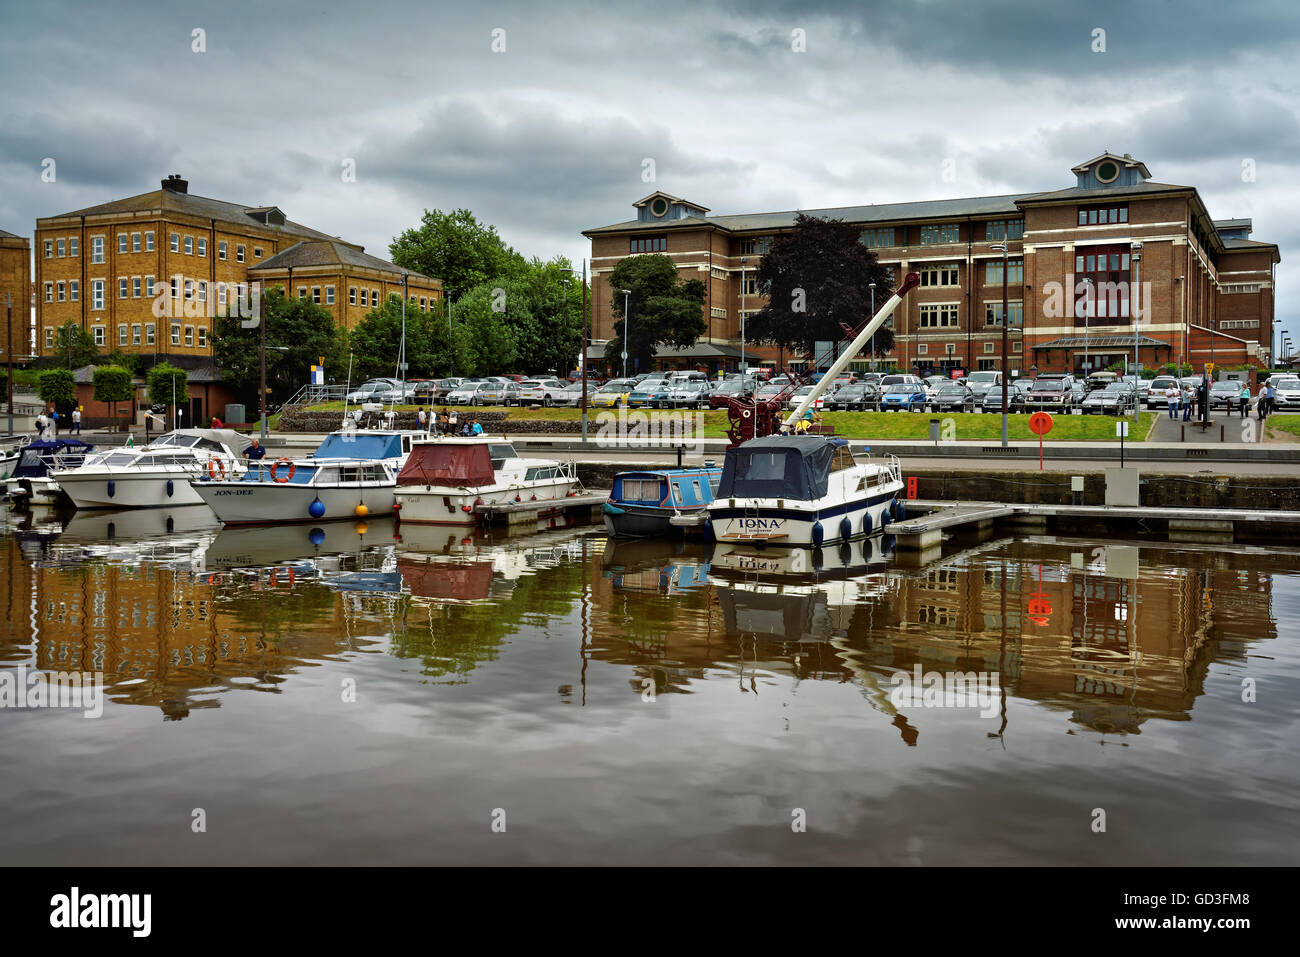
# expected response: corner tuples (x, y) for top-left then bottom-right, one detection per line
(52, 321), (100, 370)
(148, 362), (189, 412)
(514, 256), (586, 376)
(454, 282), (529, 375)
(350, 298), (464, 382)
(746, 213), (896, 363)
(389, 209), (528, 302)
(602, 254), (706, 374)
(213, 288), (347, 406)
(37, 368), (75, 409)
(93, 365), (134, 428)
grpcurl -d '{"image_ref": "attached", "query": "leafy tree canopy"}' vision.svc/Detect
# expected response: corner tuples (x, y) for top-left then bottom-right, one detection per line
(147, 362), (189, 409)
(92, 365), (134, 403)
(746, 213), (896, 361)
(389, 208), (529, 302)
(350, 298), (464, 382)
(602, 254), (706, 373)
(52, 321), (100, 370)
(37, 368), (75, 406)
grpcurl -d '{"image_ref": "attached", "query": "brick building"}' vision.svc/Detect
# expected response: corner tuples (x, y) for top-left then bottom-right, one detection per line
(0, 228), (31, 366)
(583, 153), (1280, 377)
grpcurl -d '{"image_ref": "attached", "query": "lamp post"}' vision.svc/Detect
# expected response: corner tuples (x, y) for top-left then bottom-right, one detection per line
(1080, 277), (1095, 376)
(620, 288), (631, 380)
(740, 257), (748, 374)
(400, 272), (408, 398)
(1130, 242), (1141, 422)
(991, 242), (1010, 447)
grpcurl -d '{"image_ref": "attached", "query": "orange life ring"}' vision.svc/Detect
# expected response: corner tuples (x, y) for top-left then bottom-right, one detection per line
(269, 566), (296, 588)
(270, 457), (296, 483)
(207, 458), (227, 480)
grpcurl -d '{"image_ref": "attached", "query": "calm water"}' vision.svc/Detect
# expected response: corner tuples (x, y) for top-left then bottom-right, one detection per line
(0, 505), (1296, 866)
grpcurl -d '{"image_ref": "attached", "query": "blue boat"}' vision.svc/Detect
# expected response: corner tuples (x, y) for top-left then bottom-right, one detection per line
(602, 467), (722, 539)
(2, 439), (95, 507)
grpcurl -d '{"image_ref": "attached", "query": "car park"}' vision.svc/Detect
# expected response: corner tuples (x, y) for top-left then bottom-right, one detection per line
(753, 382), (790, 403)
(519, 378), (571, 407)
(783, 385), (824, 412)
(709, 377), (758, 408)
(880, 383), (928, 411)
(667, 379), (713, 409)
(446, 381), (493, 405)
(1081, 382), (1136, 415)
(980, 381), (1031, 413)
(963, 370), (1003, 401)
(929, 381), (975, 413)
(478, 381), (520, 405)
(627, 380), (673, 409)
(346, 378), (400, 403)
(1085, 371), (1119, 393)
(823, 382), (878, 411)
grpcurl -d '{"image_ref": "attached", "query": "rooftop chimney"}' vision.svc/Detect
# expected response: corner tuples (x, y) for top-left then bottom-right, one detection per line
(161, 174), (188, 194)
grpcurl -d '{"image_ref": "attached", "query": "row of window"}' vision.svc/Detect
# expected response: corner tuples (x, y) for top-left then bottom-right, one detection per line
(45, 276), (257, 310)
(858, 220), (1025, 248)
(1078, 205), (1128, 226)
(914, 343), (1024, 357)
(44, 236), (84, 258)
(630, 236), (667, 253)
(42, 323), (209, 350)
(43, 232), (264, 264)
(916, 302), (1025, 328)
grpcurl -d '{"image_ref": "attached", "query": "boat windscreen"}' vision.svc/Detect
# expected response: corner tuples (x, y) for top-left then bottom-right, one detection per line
(313, 433), (402, 460)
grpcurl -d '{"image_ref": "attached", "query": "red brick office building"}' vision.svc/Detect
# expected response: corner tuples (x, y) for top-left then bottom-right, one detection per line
(583, 153), (1280, 377)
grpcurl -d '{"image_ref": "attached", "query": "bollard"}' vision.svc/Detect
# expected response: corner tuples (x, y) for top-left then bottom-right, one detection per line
(1220, 424), (1225, 443)
(1180, 424), (1184, 443)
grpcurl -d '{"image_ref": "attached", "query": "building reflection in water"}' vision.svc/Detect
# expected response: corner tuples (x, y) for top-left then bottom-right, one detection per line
(0, 505), (1281, 737)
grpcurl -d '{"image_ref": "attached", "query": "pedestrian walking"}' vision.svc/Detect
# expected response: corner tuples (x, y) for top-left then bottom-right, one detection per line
(34, 412), (47, 437)
(49, 409), (59, 436)
(448, 408), (459, 434)
(1165, 383), (1179, 419)
(437, 407), (449, 434)
(1256, 382), (1268, 420)
(1239, 382), (1250, 419)
(1181, 384), (1193, 421)
(1265, 381), (1276, 417)
(71, 407), (82, 434)
(416, 406), (428, 434)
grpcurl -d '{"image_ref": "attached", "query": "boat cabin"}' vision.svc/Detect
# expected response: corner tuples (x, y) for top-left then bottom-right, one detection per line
(612, 469), (722, 509)
(717, 435), (855, 502)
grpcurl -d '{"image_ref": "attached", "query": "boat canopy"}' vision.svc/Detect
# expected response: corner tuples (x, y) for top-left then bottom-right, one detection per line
(397, 442), (495, 487)
(13, 439), (94, 477)
(716, 435), (847, 501)
(313, 432), (404, 460)
(398, 559), (495, 600)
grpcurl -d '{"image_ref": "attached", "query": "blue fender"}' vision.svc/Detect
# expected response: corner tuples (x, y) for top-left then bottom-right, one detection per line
(811, 521), (824, 547)
(840, 516), (852, 541)
(601, 502), (626, 516)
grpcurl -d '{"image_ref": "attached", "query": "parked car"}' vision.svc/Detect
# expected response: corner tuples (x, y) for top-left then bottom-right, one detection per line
(709, 377), (758, 408)
(980, 381), (1031, 413)
(1081, 382), (1136, 415)
(879, 373), (923, 388)
(963, 370), (1003, 401)
(1205, 379), (1240, 411)
(519, 378), (571, 407)
(667, 379), (713, 409)
(824, 382), (878, 411)
(446, 381), (493, 405)
(346, 378), (400, 403)
(1145, 375), (1182, 409)
(929, 381), (975, 413)
(783, 385), (824, 412)
(1085, 371), (1120, 393)
(628, 380), (673, 409)
(1023, 375), (1077, 412)
(590, 378), (638, 408)
(478, 381), (520, 405)
(880, 383), (928, 411)
(426, 378), (461, 402)
(1268, 375), (1300, 409)
(753, 383), (790, 403)
(830, 373), (859, 391)
(550, 382), (586, 407)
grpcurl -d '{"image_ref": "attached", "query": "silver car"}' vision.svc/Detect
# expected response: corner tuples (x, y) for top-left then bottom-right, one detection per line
(446, 381), (493, 405)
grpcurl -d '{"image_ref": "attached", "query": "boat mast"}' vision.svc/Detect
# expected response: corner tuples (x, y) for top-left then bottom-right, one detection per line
(783, 272), (920, 428)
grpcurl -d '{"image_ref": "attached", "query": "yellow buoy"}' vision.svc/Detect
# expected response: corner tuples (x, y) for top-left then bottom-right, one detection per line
(354, 521), (369, 535)
(354, 503), (369, 517)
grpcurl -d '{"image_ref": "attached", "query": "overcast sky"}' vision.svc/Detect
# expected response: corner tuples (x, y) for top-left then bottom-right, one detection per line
(2, 0), (1297, 345)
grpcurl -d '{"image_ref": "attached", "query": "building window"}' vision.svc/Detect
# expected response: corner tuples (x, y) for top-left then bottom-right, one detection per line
(144, 276), (154, 297)
(739, 236), (773, 256)
(44, 282), (53, 303)
(43, 239), (53, 258)
(184, 279), (195, 301)
(236, 244), (245, 263)
(710, 306), (727, 319)
(197, 281), (207, 303)
(171, 276), (181, 300)
(218, 241), (227, 260)
(630, 235), (667, 253)
(919, 263), (960, 287)
(389, 292), (400, 304)
(56, 281), (66, 302)
(132, 324), (141, 345)
(132, 232), (141, 252)
(69, 280), (79, 302)
(982, 342), (995, 354)
(312, 286), (321, 304)
(1073, 245), (1131, 322)
(217, 283), (227, 308)
(253, 247), (263, 258)
(92, 326), (105, 347)
(185, 326), (194, 347)
(985, 258), (1024, 285)
(742, 276), (759, 295)
(977, 358), (996, 370)
(198, 238), (208, 257)
(70, 237), (79, 257)
(171, 324), (181, 345)
(372, 289), (379, 305)
(986, 220), (1024, 241)
(326, 286), (335, 305)
(1013, 342), (1023, 353)
(1077, 205), (1128, 226)
(860, 227), (896, 248)
(198, 328), (208, 348)
(45, 327), (54, 350)
(1221, 283), (1262, 294)
(146, 323), (155, 345)
(349, 286), (357, 305)
(918, 304), (959, 328)
(297, 286), (307, 300)
(119, 234), (128, 254)
(184, 236), (193, 255)
(144, 232), (153, 252)
(418, 296), (426, 309)
(985, 301), (1024, 326)
(118, 324), (128, 346)
(920, 223), (960, 245)
(132, 277), (141, 298)
(91, 236), (105, 263)
(56, 238), (65, 257)
(91, 280), (105, 309)
(170, 233), (180, 253)
(118, 278), (128, 299)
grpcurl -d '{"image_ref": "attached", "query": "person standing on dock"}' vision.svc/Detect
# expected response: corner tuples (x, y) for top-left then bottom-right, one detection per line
(71, 407), (82, 434)
(1239, 382), (1251, 419)
(1257, 382), (1269, 420)
(437, 407), (449, 434)
(448, 408), (459, 435)
(417, 406), (428, 434)
(1165, 383), (1179, 419)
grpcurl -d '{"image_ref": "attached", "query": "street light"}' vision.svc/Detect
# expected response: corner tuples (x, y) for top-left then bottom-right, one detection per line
(740, 257), (748, 374)
(991, 242), (1011, 447)
(620, 288), (631, 380)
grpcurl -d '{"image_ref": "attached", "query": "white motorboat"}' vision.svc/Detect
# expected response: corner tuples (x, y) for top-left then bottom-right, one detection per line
(707, 435), (904, 546)
(54, 429), (248, 510)
(191, 457), (398, 525)
(1, 438), (94, 507)
(392, 437), (581, 525)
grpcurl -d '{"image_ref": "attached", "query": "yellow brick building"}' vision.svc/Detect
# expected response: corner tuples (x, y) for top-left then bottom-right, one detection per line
(0, 228), (32, 365)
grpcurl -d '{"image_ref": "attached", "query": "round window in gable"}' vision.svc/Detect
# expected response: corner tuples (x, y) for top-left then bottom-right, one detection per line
(1095, 160), (1120, 183)
(650, 197), (669, 217)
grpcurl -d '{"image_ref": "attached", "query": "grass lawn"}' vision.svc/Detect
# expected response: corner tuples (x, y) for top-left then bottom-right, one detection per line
(1267, 415), (1300, 439)
(304, 401), (1154, 440)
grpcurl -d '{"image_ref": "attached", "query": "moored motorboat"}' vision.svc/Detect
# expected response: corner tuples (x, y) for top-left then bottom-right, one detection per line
(191, 457), (398, 525)
(2, 438), (94, 507)
(602, 466), (722, 538)
(392, 437), (580, 525)
(54, 429), (247, 510)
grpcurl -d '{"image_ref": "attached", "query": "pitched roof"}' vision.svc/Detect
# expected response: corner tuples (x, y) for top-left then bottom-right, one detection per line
(247, 239), (439, 283)
(39, 188), (354, 246)
(1013, 181), (1190, 204)
(633, 191), (710, 212)
(0, 227), (25, 240)
(1070, 152), (1152, 179)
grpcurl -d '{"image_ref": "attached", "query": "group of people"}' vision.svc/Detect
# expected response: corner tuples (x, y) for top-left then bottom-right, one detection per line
(414, 406), (483, 436)
(1164, 379), (1278, 421)
(33, 407), (81, 437)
